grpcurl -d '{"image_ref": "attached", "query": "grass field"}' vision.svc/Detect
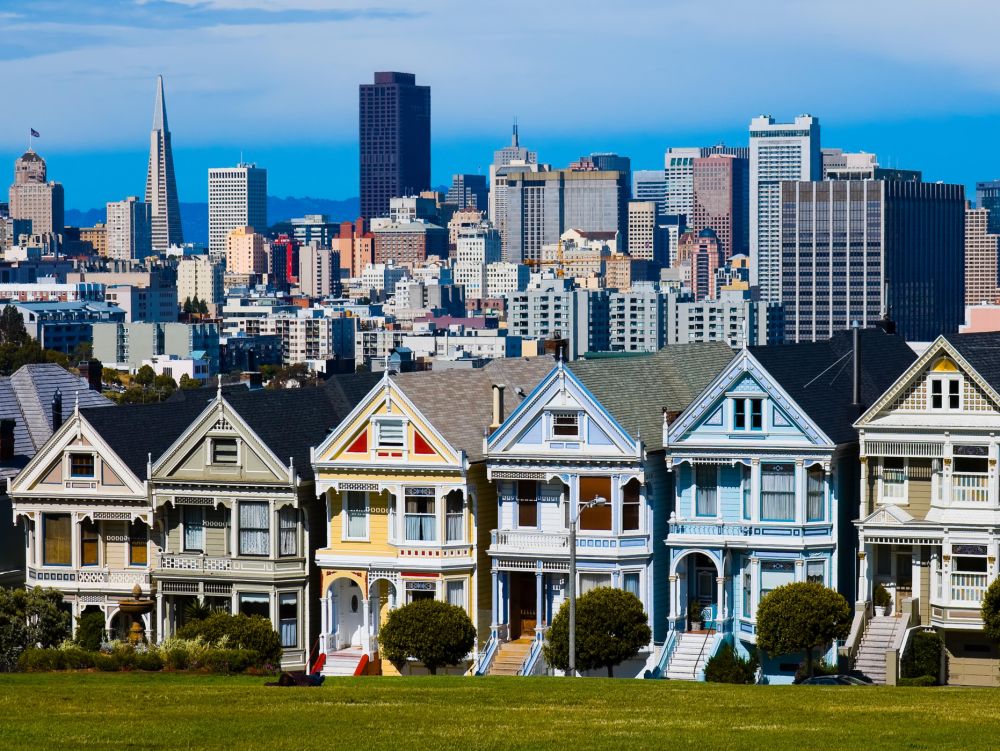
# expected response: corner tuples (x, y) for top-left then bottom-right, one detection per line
(2, 672), (1000, 750)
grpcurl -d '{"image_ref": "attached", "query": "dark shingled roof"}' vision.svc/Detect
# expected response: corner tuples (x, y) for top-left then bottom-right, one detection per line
(749, 328), (917, 445)
(570, 342), (737, 450)
(82, 373), (382, 481)
(943, 332), (1000, 392)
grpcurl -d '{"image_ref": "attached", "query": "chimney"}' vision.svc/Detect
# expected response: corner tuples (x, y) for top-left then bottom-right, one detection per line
(86, 359), (102, 392)
(852, 321), (861, 407)
(51, 388), (63, 432)
(0, 419), (15, 461)
(240, 371), (263, 391)
(490, 383), (506, 430)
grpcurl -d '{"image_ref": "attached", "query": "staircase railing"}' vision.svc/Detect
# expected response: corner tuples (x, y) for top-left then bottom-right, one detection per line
(519, 635), (545, 676)
(697, 632), (725, 681)
(474, 632), (500, 676)
(839, 600), (871, 671)
(690, 631), (713, 680)
(647, 630), (678, 679)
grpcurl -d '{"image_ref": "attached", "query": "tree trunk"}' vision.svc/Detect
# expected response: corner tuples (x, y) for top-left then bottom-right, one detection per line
(806, 647), (814, 678)
(607, 664), (614, 678)
(428, 665), (437, 675)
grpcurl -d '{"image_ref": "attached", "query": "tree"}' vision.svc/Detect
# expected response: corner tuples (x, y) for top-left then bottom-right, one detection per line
(981, 578), (1000, 643)
(71, 340), (93, 363)
(704, 642), (758, 684)
(755, 581), (851, 679)
(196, 298), (209, 315)
(543, 586), (651, 677)
(0, 305), (28, 346)
(182, 297), (193, 315)
(75, 610), (106, 652)
(102, 367), (122, 387)
(0, 587), (71, 671)
(178, 373), (202, 390)
(378, 599), (476, 675)
(134, 364), (156, 387)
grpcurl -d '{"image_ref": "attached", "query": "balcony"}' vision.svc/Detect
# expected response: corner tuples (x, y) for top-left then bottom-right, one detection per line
(489, 529), (650, 558)
(26, 566), (150, 590)
(952, 473), (989, 504)
(931, 572), (989, 628)
(154, 554), (306, 577)
(668, 519), (834, 539)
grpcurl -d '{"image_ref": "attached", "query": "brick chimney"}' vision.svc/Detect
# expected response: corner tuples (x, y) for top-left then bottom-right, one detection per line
(51, 388), (63, 432)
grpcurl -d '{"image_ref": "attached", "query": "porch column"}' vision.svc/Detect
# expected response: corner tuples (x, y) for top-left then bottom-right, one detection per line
(859, 456), (869, 518)
(361, 598), (371, 656)
(750, 557), (760, 618)
(716, 577), (726, 627)
(668, 574), (678, 629)
(491, 569), (499, 632)
(930, 550), (939, 604)
(795, 558), (805, 583)
(535, 570), (543, 634)
(858, 542), (870, 601)
(319, 595), (329, 653)
(155, 592), (164, 644)
(795, 459), (805, 524)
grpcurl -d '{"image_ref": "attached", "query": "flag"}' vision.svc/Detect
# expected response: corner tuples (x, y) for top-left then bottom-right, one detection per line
(30, 128), (39, 138)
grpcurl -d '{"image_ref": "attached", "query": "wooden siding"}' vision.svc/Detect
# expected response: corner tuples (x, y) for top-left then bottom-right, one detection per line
(945, 631), (1000, 687)
(907, 460), (932, 520)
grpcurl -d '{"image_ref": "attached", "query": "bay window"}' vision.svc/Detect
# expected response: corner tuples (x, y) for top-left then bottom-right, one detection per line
(279, 593), (298, 648)
(622, 480), (641, 531)
(695, 465), (718, 517)
(278, 507), (298, 555)
(81, 519), (99, 566)
(623, 572), (640, 598)
(345, 492), (367, 540)
(43, 513), (71, 566)
(129, 521), (148, 566)
(239, 501), (270, 556)
(880, 457), (907, 503)
(807, 560), (825, 584)
(806, 466), (825, 521)
(183, 506), (204, 552)
(239, 592), (270, 619)
(517, 480), (538, 528)
(446, 492), (464, 542)
(579, 572), (612, 594)
(404, 488), (436, 542)
(578, 476), (612, 531)
(761, 464), (795, 521)
(446, 580), (466, 609)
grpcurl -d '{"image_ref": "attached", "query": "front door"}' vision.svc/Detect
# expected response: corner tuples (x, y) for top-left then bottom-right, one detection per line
(895, 552), (913, 613)
(333, 579), (364, 649)
(509, 572), (537, 639)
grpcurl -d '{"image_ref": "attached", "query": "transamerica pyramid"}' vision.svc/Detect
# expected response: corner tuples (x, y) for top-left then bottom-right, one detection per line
(144, 75), (183, 250)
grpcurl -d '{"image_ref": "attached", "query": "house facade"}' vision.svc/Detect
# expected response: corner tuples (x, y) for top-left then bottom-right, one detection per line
(855, 333), (1000, 686)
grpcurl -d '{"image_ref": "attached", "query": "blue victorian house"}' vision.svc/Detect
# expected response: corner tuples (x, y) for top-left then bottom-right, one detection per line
(659, 328), (915, 682)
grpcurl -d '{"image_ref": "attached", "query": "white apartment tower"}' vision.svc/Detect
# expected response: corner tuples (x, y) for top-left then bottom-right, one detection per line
(663, 147), (701, 216)
(489, 122), (538, 254)
(177, 255), (224, 308)
(208, 163), (267, 263)
(298, 241), (339, 298)
(105, 196), (152, 261)
(749, 114), (821, 301)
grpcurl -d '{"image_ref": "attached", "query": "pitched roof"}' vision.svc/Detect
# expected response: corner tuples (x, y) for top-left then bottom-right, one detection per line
(391, 357), (555, 461)
(570, 342), (736, 450)
(749, 328), (917, 445)
(943, 332), (1000, 392)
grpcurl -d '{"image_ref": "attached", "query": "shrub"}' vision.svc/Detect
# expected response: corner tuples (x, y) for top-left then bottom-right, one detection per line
(704, 642), (758, 684)
(17, 648), (65, 672)
(134, 652), (164, 671)
(379, 599), (476, 675)
(93, 653), (121, 672)
(544, 587), (651, 678)
(0, 587), (72, 671)
(58, 644), (96, 670)
(159, 638), (192, 671)
(756, 582), (851, 679)
(177, 612), (281, 664)
(898, 675), (936, 687)
(202, 648), (252, 674)
(873, 584), (892, 609)
(902, 630), (941, 682)
(794, 659), (839, 684)
(75, 611), (106, 652)
(983, 578), (1000, 643)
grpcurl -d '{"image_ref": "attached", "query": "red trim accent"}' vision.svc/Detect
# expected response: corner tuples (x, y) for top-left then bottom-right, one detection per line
(311, 652), (326, 674)
(401, 571), (438, 578)
(413, 432), (434, 455)
(353, 654), (369, 676)
(346, 431), (368, 453)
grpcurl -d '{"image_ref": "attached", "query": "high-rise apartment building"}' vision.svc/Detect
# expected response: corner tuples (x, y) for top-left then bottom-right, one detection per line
(965, 204), (1000, 306)
(749, 115), (821, 301)
(780, 179), (965, 342)
(976, 181), (1000, 235)
(632, 170), (667, 216)
(607, 286), (667, 352)
(505, 279), (610, 359)
(208, 163), (267, 262)
(372, 220), (447, 266)
(8, 150), (64, 239)
(177, 256), (224, 310)
(359, 72), (431, 220)
(664, 147), (701, 217)
(298, 242), (340, 298)
(446, 174), (488, 211)
(690, 154), (749, 262)
(627, 201), (666, 265)
(105, 196), (152, 261)
(144, 76), (183, 250)
(225, 226), (267, 276)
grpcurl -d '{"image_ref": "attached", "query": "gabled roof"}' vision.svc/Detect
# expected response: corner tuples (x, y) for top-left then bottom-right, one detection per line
(749, 329), (917, 445)
(391, 357), (554, 461)
(569, 342), (736, 450)
(943, 332), (1000, 392)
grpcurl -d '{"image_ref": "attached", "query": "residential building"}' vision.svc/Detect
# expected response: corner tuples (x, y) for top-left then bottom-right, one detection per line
(298, 242), (340, 298)
(80, 225), (107, 257)
(690, 154), (749, 262)
(141, 354), (210, 382)
(177, 256), (225, 312)
(0, 281), (105, 302)
(627, 201), (666, 265)
(225, 226), (268, 277)
(505, 279), (610, 359)
(453, 225), (500, 300)
(105, 197), (152, 261)
(447, 208), (485, 247)
(372, 221), (447, 266)
(749, 115), (821, 300)
(92, 321), (220, 373)
(235, 310), (356, 365)
(12, 301), (125, 353)
(485, 262), (529, 299)
(8, 150), (64, 240)
(359, 72), (431, 220)
(144, 76), (183, 251)
(389, 196), (438, 224)
(447, 174), (488, 211)
(209, 164), (267, 263)
(660, 329), (914, 683)
(290, 215), (339, 249)
(666, 289), (784, 348)
(780, 179), (965, 342)
(966, 205), (1000, 306)
(607, 286), (668, 352)
(103, 282), (177, 323)
(359, 263), (408, 297)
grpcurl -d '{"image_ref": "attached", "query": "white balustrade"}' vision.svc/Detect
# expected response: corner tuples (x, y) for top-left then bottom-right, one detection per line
(950, 573), (987, 603)
(952, 473), (989, 504)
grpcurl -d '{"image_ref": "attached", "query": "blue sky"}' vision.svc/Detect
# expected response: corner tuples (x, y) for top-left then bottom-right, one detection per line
(2, 0), (1000, 209)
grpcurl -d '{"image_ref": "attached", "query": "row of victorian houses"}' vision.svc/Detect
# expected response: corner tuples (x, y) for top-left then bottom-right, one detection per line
(6, 328), (1000, 684)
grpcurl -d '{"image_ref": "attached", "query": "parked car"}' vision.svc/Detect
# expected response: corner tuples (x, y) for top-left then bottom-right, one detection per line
(800, 675), (873, 686)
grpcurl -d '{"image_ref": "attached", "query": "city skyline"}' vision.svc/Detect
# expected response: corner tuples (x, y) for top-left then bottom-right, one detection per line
(3, 0), (1000, 208)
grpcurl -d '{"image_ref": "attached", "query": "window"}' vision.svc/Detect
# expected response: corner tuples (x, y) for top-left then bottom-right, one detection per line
(733, 398), (746, 429)
(446, 492), (463, 542)
(70, 453), (95, 478)
(81, 519), (99, 566)
(129, 521), (148, 566)
(695, 465), (718, 517)
(761, 464), (795, 521)
(623, 572), (640, 598)
(405, 580), (435, 603)
(239, 592), (270, 619)
(43, 513), (71, 566)
(446, 580), (465, 609)
(954, 555), (988, 573)
(734, 398), (763, 431)
(807, 560), (825, 584)
(580, 572), (612, 594)
(930, 378), (961, 410)
(278, 507), (297, 555)
(551, 411), (580, 438)
(743, 569), (752, 616)
(807, 466), (825, 521)
(622, 481), (641, 532)
(376, 419), (405, 449)
(279, 593), (298, 648)
(345, 492), (367, 540)
(183, 506), (204, 552)
(741, 465), (752, 519)
(404, 488), (436, 542)
(881, 457), (907, 502)
(760, 560), (795, 599)
(212, 438), (238, 464)
(578, 476), (612, 531)
(750, 399), (763, 430)
(239, 501), (270, 556)
(517, 480), (538, 528)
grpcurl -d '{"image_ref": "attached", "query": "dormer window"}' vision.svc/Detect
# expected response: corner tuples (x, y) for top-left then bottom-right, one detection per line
(375, 419), (405, 449)
(551, 411), (580, 438)
(733, 398), (763, 431)
(212, 438), (238, 464)
(69, 453), (95, 478)
(929, 377), (961, 410)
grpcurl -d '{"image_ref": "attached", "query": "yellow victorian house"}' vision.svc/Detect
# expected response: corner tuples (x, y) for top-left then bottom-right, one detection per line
(311, 359), (551, 675)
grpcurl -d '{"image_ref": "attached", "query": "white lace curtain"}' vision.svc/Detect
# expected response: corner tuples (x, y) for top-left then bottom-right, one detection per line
(761, 466), (795, 520)
(239, 502), (269, 556)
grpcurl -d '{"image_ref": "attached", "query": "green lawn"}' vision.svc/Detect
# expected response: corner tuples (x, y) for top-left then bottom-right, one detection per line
(1, 672), (999, 749)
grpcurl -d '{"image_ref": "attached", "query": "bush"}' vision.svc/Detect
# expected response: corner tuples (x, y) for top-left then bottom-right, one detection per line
(704, 642), (758, 684)
(134, 652), (164, 671)
(983, 578), (1000, 643)
(898, 675), (937, 687)
(18, 648), (65, 672)
(93, 653), (121, 672)
(873, 584), (892, 609)
(794, 659), (839, 684)
(902, 630), (941, 682)
(0, 587), (71, 671)
(59, 644), (96, 670)
(75, 611), (106, 652)
(159, 638), (192, 671)
(202, 648), (252, 674)
(379, 599), (477, 675)
(177, 612), (281, 665)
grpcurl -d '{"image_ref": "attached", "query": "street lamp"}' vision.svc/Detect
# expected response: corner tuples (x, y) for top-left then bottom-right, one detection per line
(568, 494), (608, 677)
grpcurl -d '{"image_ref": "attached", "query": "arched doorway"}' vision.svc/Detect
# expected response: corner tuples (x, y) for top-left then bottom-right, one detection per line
(672, 550), (721, 632)
(329, 577), (364, 650)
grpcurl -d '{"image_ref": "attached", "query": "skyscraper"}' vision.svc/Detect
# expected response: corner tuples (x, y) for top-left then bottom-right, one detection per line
(965, 204), (1000, 306)
(690, 154), (749, 262)
(446, 174), (488, 210)
(8, 150), (63, 240)
(144, 75), (183, 251)
(105, 196), (152, 261)
(359, 72), (431, 220)
(632, 170), (668, 216)
(749, 115), (821, 301)
(976, 181), (1000, 235)
(208, 163), (267, 262)
(489, 122), (538, 249)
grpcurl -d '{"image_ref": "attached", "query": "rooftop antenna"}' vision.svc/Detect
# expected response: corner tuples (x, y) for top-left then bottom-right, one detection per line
(512, 117), (519, 147)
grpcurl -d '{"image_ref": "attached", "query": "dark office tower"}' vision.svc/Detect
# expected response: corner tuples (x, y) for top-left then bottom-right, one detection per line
(359, 72), (431, 220)
(446, 174), (488, 210)
(145, 75), (183, 251)
(976, 181), (1000, 235)
(780, 179), (965, 343)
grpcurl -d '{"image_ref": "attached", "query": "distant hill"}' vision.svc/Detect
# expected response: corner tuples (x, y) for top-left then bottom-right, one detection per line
(65, 195), (360, 246)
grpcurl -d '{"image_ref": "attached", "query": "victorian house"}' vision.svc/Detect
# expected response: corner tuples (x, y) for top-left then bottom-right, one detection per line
(853, 332), (1000, 686)
(481, 344), (735, 676)
(310, 359), (551, 676)
(662, 329), (914, 683)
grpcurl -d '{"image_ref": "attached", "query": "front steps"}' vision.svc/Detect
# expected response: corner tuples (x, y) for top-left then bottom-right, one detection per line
(665, 632), (713, 680)
(321, 647), (366, 677)
(853, 616), (905, 684)
(489, 638), (534, 675)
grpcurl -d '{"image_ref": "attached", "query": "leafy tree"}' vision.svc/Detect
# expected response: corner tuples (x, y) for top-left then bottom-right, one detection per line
(134, 364), (156, 386)
(704, 642), (758, 684)
(102, 367), (122, 387)
(982, 578), (1000, 643)
(71, 341), (93, 363)
(755, 582), (851, 679)
(543, 586), (651, 677)
(901, 630), (942, 682)
(197, 298), (209, 315)
(178, 374), (202, 390)
(378, 599), (476, 675)
(0, 305), (29, 346)
(153, 374), (178, 396)
(74, 610), (106, 652)
(182, 297), (193, 315)
(0, 587), (71, 671)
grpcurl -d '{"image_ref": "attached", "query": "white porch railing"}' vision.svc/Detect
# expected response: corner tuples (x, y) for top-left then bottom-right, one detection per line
(952, 473), (989, 504)
(950, 573), (987, 603)
(492, 529), (569, 551)
(155, 554), (305, 575)
(26, 566), (150, 589)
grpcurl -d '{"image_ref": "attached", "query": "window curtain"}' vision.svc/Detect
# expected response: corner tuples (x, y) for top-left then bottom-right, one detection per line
(43, 514), (71, 566)
(405, 491), (436, 542)
(183, 507), (204, 551)
(239, 502), (270, 556)
(279, 593), (297, 648)
(695, 466), (718, 516)
(346, 492), (367, 539)
(806, 468), (824, 521)
(279, 507), (298, 555)
(761, 466), (795, 520)
(579, 573), (612, 594)
(446, 580), (465, 608)
(623, 572), (640, 598)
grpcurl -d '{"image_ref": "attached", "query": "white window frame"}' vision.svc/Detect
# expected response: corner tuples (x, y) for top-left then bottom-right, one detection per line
(928, 376), (962, 411)
(549, 410), (581, 440)
(67, 452), (97, 479)
(622, 569), (642, 600)
(879, 457), (908, 505)
(806, 559), (826, 585)
(209, 437), (240, 465)
(342, 491), (369, 541)
(373, 418), (407, 451)
(277, 590), (299, 649)
(694, 464), (719, 518)
(445, 578), (466, 611)
(182, 505), (205, 553)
